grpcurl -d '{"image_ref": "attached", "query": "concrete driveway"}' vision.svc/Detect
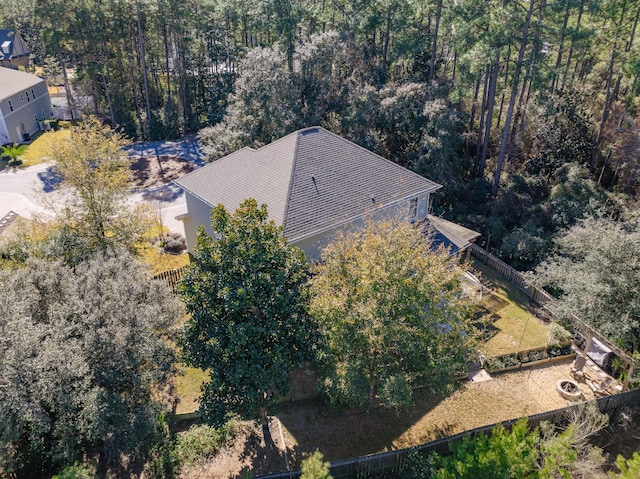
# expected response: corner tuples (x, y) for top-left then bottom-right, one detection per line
(0, 137), (203, 235)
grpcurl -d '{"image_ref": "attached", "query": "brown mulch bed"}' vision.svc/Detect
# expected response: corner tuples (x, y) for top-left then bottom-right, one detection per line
(129, 155), (194, 189)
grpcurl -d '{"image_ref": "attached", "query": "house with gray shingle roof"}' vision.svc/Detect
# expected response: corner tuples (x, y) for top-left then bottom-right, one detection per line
(175, 126), (479, 260)
(0, 67), (52, 145)
(0, 30), (31, 69)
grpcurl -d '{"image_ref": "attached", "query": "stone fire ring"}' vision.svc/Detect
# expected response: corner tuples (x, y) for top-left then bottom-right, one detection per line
(556, 379), (582, 400)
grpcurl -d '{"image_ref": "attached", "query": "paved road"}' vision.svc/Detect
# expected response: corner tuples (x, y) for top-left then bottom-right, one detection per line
(0, 137), (204, 235)
(125, 135), (205, 166)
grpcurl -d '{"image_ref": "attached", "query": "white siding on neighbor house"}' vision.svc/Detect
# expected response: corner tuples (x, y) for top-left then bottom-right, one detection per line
(0, 80), (52, 144)
(0, 113), (9, 144)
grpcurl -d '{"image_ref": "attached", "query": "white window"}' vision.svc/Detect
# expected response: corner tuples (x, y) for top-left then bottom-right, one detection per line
(409, 197), (418, 218)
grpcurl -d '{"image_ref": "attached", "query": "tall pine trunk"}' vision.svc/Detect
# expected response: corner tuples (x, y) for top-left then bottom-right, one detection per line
(474, 64), (491, 175)
(478, 61), (499, 178)
(428, 0), (443, 85)
(136, 0), (152, 125)
(492, 0), (535, 197)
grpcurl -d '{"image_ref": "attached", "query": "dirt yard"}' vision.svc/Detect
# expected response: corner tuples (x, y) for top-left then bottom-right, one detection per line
(183, 358), (609, 478)
(129, 155), (194, 188)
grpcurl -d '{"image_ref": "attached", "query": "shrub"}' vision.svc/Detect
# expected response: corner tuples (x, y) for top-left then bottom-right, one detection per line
(52, 463), (96, 479)
(548, 322), (572, 348)
(161, 232), (187, 254)
(174, 421), (237, 467)
(301, 450), (333, 479)
(398, 449), (436, 478)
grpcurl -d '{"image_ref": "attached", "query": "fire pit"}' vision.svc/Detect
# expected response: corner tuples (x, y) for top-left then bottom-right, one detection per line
(556, 379), (582, 400)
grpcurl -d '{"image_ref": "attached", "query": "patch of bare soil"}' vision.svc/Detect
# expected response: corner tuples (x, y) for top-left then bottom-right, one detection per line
(129, 155), (194, 189)
(179, 420), (287, 479)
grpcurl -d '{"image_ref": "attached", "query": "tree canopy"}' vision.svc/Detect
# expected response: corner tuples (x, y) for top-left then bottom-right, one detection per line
(0, 253), (182, 477)
(179, 198), (316, 426)
(435, 408), (609, 479)
(309, 219), (473, 411)
(42, 117), (152, 263)
(531, 217), (640, 352)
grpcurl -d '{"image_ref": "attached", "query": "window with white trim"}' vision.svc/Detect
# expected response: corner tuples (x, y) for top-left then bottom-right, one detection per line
(409, 197), (418, 218)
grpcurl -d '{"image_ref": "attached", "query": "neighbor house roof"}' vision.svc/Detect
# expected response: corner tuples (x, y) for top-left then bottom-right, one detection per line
(176, 126), (441, 241)
(0, 66), (44, 101)
(0, 30), (30, 60)
(424, 215), (481, 255)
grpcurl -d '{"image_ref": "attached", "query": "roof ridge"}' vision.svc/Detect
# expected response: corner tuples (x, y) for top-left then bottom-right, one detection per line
(176, 146), (254, 185)
(314, 125), (443, 191)
(281, 131), (301, 233)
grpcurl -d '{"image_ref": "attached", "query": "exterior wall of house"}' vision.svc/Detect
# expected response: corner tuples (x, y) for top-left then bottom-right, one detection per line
(0, 79), (52, 144)
(291, 192), (431, 261)
(0, 114), (9, 145)
(0, 56), (29, 69)
(181, 192), (217, 250)
(180, 190), (431, 262)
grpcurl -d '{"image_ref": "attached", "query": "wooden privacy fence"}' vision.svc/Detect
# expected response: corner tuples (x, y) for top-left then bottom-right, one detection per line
(257, 389), (640, 479)
(153, 266), (185, 294)
(471, 244), (553, 304)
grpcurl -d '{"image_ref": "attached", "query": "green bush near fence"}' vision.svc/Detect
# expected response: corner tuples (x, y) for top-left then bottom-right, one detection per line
(174, 420), (237, 467)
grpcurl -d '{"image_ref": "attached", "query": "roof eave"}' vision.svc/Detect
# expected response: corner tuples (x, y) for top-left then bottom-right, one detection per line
(287, 186), (440, 243)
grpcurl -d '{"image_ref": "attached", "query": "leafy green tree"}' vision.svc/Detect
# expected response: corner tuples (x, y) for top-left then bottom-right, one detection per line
(199, 31), (355, 161)
(436, 420), (540, 479)
(309, 219), (473, 411)
(300, 450), (333, 479)
(179, 199), (315, 426)
(525, 91), (596, 180)
(531, 217), (640, 351)
(45, 117), (153, 263)
(436, 404), (608, 478)
(0, 253), (182, 477)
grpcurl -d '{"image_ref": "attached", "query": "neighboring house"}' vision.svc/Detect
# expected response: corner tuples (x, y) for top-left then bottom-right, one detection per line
(0, 30), (31, 69)
(175, 126), (479, 261)
(0, 67), (52, 145)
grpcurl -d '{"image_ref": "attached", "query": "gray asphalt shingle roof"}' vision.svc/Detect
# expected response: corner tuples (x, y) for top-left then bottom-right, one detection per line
(0, 66), (44, 101)
(176, 126), (441, 241)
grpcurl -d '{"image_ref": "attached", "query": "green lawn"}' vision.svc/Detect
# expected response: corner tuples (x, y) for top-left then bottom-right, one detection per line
(174, 365), (208, 414)
(20, 129), (71, 167)
(0, 127), (73, 171)
(472, 260), (549, 357)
